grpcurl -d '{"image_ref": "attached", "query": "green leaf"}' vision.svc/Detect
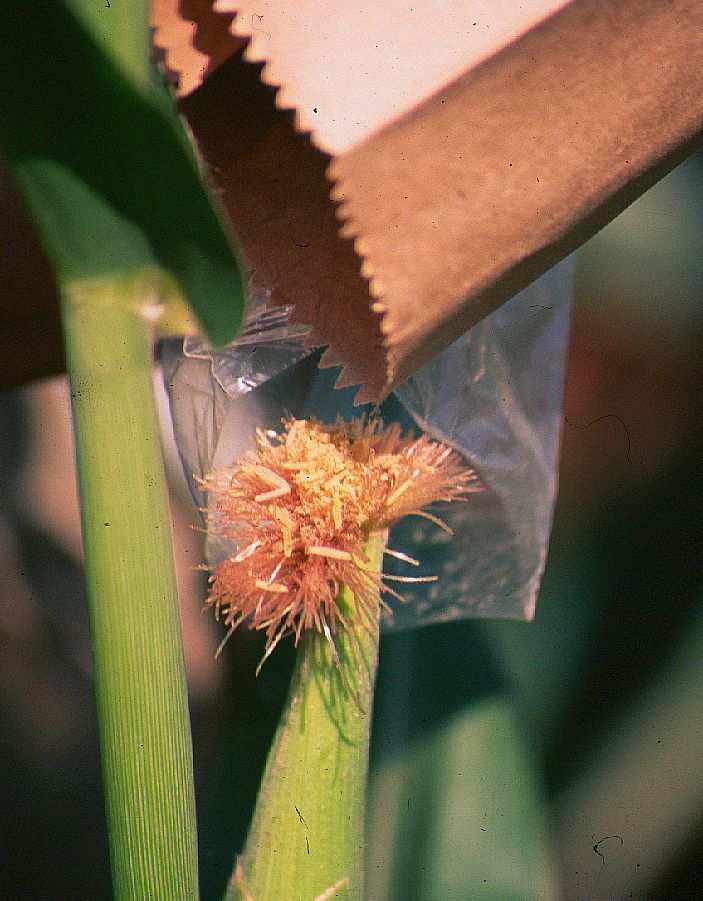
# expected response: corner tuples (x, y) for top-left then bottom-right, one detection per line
(366, 625), (558, 900)
(64, 0), (151, 90)
(413, 698), (558, 900)
(0, 1), (245, 345)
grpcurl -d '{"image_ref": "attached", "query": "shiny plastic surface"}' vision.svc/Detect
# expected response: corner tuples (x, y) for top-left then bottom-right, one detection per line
(162, 259), (573, 628)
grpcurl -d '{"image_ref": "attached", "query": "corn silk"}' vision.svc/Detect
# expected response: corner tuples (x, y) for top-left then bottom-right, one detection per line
(162, 258), (573, 628)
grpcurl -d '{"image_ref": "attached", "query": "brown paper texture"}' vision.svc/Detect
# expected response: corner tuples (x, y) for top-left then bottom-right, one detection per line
(218, 0), (571, 156)
(151, 0), (244, 94)
(155, 0), (703, 401)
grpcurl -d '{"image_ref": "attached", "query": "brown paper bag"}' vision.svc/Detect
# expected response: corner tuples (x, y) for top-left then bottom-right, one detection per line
(152, 0), (703, 401)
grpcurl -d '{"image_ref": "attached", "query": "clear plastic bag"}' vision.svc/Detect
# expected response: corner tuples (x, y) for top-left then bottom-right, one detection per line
(162, 258), (573, 629)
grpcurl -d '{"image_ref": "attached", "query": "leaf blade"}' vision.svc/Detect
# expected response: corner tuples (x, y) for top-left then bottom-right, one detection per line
(0, 1), (245, 344)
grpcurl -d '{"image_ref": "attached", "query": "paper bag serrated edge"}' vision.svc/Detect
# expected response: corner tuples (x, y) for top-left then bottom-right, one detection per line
(152, 0), (703, 403)
(153, 0), (392, 402)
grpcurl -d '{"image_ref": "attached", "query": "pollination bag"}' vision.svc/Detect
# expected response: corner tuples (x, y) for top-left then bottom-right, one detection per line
(162, 258), (572, 629)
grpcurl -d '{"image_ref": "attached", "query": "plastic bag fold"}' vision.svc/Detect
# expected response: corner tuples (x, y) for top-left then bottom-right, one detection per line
(162, 259), (573, 629)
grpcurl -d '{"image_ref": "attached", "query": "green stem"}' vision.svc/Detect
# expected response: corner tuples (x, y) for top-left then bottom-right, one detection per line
(61, 275), (199, 900)
(226, 532), (387, 901)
